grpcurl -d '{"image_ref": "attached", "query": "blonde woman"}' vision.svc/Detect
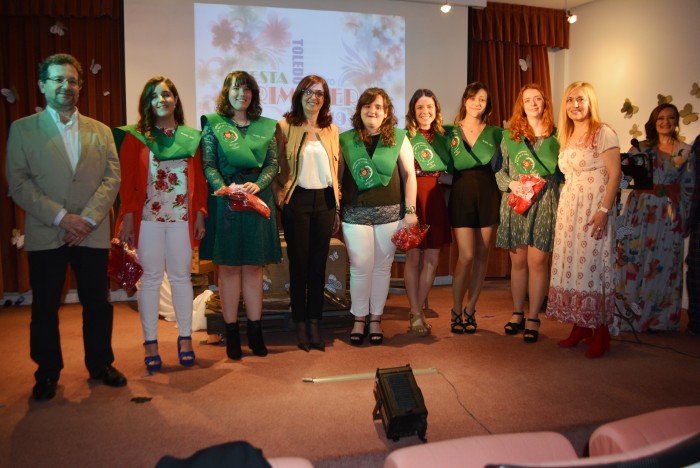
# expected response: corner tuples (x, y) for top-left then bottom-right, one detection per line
(546, 82), (621, 358)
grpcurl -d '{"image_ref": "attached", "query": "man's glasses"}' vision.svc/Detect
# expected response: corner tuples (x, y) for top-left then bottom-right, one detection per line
(45, 77), (82, 88)
(303, 89), (324, 99)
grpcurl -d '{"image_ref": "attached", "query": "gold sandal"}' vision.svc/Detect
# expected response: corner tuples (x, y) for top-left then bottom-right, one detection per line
(409, 312), (431, 337)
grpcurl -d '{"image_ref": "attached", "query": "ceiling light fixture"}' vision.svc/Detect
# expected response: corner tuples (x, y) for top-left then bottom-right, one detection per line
(564, 0), (577, 24)
(440, 2), (451, 13)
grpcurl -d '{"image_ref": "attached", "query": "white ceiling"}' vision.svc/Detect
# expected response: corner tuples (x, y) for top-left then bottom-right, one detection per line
(390, 0), (596, 8)
(488, 0), (595, 8)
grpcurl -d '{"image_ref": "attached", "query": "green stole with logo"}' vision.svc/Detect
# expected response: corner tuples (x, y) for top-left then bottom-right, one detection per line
(503, 134), (560, 176)
(408, 131), (449, 171)
(113, 125), (201, 160)
(200, 113), (276, 169)
(340, 128), (405, 190)
(444, 124), (502, 171)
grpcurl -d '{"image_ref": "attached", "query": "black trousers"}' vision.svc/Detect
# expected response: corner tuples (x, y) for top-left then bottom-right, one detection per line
(281, 186), (335, 322)
(28, 245), (114, 382)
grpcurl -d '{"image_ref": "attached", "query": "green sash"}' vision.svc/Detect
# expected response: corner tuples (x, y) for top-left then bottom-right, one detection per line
(201, 113), (277, 169)
(340, 129), (405, 190)
(504, 134), (560, 177)
(445, 124), (502, 171)
(113, 125), (201, 161)
(408, 131), (449, 171)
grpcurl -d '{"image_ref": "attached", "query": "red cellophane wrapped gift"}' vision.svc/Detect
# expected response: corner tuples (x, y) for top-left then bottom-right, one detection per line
(214, 185), (271, 219)
(107, 239), (143, 290)
(391, 224), (430, 251)
(507, 174), (546, 216)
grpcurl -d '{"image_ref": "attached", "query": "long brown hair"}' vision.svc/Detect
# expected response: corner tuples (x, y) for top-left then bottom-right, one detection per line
(283, 75), (333, 128)
(644, 103), (680, 148)
(454, 82), (492, 124)
(405, 89), (445, 138)
(215, 71), (262, 120)
(507, 83), (555, 143)
(351, 87), (398, 147)
(136, 76), (185, 141)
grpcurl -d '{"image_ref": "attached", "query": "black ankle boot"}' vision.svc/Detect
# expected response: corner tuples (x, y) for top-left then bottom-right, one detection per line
(247, 320), (268, 357)
(225, 321), (242, 360)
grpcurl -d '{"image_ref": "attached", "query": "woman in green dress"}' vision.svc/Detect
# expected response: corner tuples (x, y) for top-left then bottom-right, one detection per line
(201, 71), (282, 360)
(495, 83), (561, 343)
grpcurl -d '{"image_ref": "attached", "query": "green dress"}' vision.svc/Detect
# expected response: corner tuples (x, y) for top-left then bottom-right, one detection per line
(200, 118), (282, 266)
(495, 135), (562, 252)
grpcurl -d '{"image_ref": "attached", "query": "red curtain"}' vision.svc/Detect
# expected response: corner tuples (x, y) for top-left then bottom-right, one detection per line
(0, 0), (124, 295)
(469, 2), (569, 127)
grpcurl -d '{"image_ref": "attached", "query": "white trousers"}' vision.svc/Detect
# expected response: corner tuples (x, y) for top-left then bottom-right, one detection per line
(342, 220), (399, 317)
(137, 221), (193, 341)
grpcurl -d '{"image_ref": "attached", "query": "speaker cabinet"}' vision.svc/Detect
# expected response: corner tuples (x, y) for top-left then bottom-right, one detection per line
(373, 365), (428, 442)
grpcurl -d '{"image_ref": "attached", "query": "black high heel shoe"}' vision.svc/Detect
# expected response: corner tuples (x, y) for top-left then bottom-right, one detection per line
(368, 319), (384, 345)
(308, 319), (325, 351)
(504, 312), (525, 335)
(296, 321), (310, 352)
(523, 318), (541, 343)
(451, 309), (465, 334)
(350, 318), (367, 346)
(463, 309), (477, 334)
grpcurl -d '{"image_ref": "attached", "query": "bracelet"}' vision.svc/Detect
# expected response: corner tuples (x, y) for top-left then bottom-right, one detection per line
(405, 205), (416, 215)
(599, 206), (609, 214)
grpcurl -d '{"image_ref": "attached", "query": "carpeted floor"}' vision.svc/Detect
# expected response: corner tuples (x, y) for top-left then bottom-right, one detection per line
(1, 280), (699, 467)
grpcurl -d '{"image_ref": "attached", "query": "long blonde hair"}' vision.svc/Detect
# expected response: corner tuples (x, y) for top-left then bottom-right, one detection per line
(557, 81), (603, 147)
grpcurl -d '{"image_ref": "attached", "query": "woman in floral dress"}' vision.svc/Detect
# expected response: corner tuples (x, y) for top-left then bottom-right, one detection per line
(616, 103), (695, 332)
(115, 76), (208, 370)
(546, 81), (621, 358)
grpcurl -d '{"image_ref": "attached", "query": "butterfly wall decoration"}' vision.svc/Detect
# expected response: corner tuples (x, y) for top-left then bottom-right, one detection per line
(1, 87), (17, 103)
(691, 82), (700, 98)
(679, 103), (698, 125)
(49, 21), (67, 36)
(657, 94), (672, 105)
(90, 59), (101, 75)
(628, 124), (642, 139)
(620, 98), (638, 119)
(518, 55), (531, 72)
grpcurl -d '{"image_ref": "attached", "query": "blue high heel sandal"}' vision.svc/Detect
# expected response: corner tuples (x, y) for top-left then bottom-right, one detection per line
(144, 340), (162, 371)
(177, 336), (196, 367)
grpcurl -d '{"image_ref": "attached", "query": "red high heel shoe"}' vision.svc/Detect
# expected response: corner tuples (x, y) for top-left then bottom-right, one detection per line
(558, 324), (593, 348)
(585, 325), (611, 358)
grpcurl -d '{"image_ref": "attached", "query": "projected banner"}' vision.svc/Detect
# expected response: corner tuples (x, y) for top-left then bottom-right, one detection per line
(194, 4), (406, 130)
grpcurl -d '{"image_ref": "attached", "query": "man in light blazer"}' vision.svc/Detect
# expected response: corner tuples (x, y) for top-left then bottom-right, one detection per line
(6, 53), (126, 401)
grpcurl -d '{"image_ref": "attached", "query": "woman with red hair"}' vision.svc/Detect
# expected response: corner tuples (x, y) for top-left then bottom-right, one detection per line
(496, 84), (561, 343)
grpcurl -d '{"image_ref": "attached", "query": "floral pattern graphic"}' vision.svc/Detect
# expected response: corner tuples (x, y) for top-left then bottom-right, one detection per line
(194, 5), (405, 130)
(143, 155), (189, 222)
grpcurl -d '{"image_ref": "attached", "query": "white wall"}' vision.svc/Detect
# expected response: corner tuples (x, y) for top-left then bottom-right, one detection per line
(123, 0), (471, 127)
(550, 0), (700, 147)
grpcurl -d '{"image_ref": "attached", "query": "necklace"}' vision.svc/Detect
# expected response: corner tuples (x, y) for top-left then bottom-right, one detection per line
(232, 117), (250, 127)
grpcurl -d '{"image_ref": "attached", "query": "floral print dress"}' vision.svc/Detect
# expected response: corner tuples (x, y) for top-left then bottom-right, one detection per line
(546, 125), (619, 328)
(615, 141), (695, 331)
